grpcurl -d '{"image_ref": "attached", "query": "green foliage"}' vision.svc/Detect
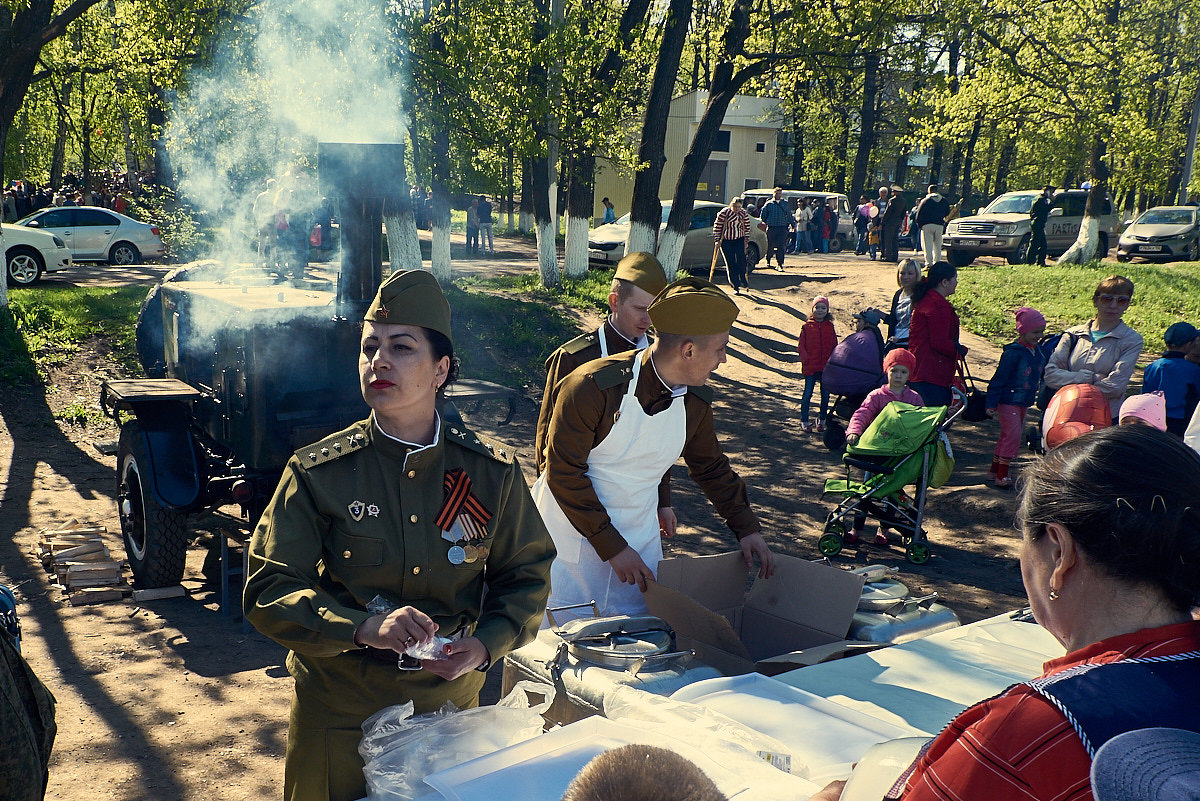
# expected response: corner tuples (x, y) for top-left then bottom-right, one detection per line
(0, 285), (146, 389)
(956, 260), (1200, 354)
(127, 185), (209, 260)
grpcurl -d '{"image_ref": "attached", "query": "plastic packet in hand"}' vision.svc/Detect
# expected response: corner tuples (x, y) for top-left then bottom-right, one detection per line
(404, 635), (452, 662)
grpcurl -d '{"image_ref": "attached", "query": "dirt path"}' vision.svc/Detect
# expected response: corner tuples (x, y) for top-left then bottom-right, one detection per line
(1, 239), (1032, 801)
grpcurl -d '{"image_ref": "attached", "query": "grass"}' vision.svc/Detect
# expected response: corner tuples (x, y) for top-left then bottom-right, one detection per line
(0, 286), (147, 389)
(955, 260), (1200, 354)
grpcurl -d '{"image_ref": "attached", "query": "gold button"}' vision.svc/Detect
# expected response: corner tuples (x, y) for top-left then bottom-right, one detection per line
(412, 566), (421, 575)
(409, 514), (418, 524)
(342, 550), (352, 559)
(407, 470), (416, 479)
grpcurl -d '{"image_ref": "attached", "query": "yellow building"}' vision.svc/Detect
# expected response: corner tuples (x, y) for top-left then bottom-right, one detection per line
(593, 91), (781, 222)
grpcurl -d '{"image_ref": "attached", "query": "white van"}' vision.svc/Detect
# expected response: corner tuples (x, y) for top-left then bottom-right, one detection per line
(742, 190), (855, 252)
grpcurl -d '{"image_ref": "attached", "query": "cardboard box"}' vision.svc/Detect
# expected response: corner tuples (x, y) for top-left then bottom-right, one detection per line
(644, 551), (874, 676)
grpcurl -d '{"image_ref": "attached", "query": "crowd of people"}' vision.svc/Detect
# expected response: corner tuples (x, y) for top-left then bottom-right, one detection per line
(2, 169), (152, 222)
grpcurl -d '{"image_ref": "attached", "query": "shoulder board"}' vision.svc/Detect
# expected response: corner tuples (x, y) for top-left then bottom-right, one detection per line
(561, 330), (599, 356)
(591, 360), (635, 392)
(296, 422), (369, 468)
(444, 422), (514, 464)
(688, 385), (714, 403)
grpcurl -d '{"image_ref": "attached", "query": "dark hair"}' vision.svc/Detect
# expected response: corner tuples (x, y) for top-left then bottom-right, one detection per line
(911, 261), (957, 305)
(425, 328), (460, 395)
(1016, 425), (1200, 613)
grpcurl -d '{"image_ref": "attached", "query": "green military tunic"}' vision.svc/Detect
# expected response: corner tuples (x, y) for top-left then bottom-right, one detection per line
(244, 412), (554, 801)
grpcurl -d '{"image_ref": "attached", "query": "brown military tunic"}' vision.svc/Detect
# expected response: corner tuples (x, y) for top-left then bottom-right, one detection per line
(244, 413), (554, 801)
(536, 320), (672, 508)
(543, 350), (761, 561)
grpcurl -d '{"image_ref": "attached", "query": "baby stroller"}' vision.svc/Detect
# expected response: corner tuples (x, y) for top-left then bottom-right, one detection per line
(817, 392), (964, 564)
(822, 311), (886, 438)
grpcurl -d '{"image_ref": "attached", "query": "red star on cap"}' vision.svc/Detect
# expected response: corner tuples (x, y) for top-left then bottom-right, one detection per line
(377, 307), (388, 318)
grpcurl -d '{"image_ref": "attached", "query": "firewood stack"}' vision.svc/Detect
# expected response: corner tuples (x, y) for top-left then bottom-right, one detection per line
(35, 521), (131, 606)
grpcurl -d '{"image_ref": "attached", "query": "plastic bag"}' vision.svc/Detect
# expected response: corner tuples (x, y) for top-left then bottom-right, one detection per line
(360, 680), (555, 801)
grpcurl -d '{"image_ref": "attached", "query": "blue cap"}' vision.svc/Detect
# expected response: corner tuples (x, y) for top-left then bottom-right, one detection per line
(1164, 322), (1199, 347)
(1091, 728), (1200, 801)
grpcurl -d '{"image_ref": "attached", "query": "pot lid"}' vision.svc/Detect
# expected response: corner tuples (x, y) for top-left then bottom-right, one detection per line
(859, 578), (911, 609)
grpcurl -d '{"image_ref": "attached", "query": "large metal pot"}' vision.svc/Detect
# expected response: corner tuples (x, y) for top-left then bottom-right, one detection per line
(547, 614), (694, 677)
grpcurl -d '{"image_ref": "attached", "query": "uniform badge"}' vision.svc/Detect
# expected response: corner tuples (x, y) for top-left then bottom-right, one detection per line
(348, 500), (366, 521)
(367, 504), (380, 517)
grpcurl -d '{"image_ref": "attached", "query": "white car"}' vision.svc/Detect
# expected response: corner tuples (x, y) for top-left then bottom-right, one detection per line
(588, 200), (769, 270)
(17, 205), (164, 265)
(3, 222), (74, 286)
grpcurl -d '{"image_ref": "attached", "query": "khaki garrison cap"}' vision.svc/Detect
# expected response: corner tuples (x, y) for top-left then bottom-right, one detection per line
(614, 252), (669, 296)
(365, 269), (453, 342)
(648, 276), (739, 335)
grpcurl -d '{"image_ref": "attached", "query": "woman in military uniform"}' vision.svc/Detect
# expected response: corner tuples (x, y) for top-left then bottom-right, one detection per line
(244, 270), (555, 801)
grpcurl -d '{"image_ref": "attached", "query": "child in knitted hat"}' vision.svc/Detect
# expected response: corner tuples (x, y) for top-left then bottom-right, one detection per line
(1119, 391), (1167, 431)
(984, 306), (1047, 488)
(844, 348), (923, 544)
(796, 296), (839, 433)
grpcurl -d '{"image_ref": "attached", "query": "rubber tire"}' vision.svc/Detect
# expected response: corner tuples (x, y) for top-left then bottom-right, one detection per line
(905, 541), (931, 565)
(746, 242), (761, 267)
(1006, 235), (1031, 265)
(828, 236), (844, 254)
(6, 247), (44, 286)
(109, 241), (141, 266)
(818, 532), (844, 557)
(117, 422), (189, 588)
(1115, 254), (1130, 263)
(1187, 239), (1200, 262)
(946, 249), (974, 268)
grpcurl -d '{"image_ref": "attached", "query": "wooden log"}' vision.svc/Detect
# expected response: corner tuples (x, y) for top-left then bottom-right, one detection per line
(52, 542), (108, 560)
(69, 588), (126, 606)
(131, 586), (187, 602)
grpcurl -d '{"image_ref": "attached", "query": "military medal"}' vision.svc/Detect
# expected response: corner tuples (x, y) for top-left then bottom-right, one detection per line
(447, 545), (466, 565)
(462, 544), (479, 563)
(435, 468), (493, 566)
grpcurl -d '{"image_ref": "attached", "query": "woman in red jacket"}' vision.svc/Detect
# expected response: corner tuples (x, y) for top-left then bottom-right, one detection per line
(907, 261), (965, 407)
(797, 296), (839, 432)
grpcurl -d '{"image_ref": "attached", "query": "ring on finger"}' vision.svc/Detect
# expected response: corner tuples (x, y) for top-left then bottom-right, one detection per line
(403, 636), (416, 647)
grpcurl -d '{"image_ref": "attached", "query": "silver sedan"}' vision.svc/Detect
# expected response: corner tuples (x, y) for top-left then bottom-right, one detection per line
(18, 205), (165, 265)
(1116, 206), (1199, 262)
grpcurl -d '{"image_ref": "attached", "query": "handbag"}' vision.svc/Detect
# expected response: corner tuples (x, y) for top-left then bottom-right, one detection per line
(957, 358), (988, 422)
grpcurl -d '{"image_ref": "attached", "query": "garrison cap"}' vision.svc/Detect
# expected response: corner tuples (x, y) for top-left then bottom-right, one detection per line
(614, 252), (668, 296)
(648, 276), (739, 335)
(365, 269), (452, 342)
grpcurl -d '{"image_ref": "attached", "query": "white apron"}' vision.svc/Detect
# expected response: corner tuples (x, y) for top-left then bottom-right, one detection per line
(598, 323), (648, 358)
(533, 354), (686, 622)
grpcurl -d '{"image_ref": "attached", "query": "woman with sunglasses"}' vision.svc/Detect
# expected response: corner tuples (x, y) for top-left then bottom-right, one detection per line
(1043, 276), (1144, 421)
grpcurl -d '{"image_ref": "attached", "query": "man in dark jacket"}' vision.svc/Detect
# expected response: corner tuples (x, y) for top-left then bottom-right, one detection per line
(880, 185), (907, 263)
(1027, 185), (1054, 266)
(915, 184), (951, 263)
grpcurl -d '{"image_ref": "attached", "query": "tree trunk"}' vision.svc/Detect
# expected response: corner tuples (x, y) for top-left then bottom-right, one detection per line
(790, 110), (805, 187)
(563, 153), (594, 277)
(660, 0), (769, 277)
(382, 148), (421, 271)
(994, 134), (1017, 196)
(849, 52), (880, 201)
(51, 79), (70, 187)
(628, 0), (692, 255)
(148, 82), (172, 190)
(427, 10), (452, 283)
(519, 161), (533, 232)
(506, 147), (516, 230)
(959, 112), (983, 210)
(894, 152), (910, 188)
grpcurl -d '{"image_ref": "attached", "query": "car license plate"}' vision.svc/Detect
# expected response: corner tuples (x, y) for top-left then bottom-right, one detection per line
(1138, 245), (1163, 252)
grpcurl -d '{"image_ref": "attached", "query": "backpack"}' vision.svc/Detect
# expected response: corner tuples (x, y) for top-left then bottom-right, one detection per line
(1035, 331), (1080, 410)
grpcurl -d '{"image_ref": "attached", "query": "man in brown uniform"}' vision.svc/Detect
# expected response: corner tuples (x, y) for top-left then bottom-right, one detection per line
(534, 252), (678, 535)
(531, 276), (775, 621)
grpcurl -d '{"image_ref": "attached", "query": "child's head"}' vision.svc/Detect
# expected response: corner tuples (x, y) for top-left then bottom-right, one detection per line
(1015, 307), (1046, 346)
(883, 348), (916, 387)
(561, 745), (727, 801)
(1163, 322), (1199, 354)
(1119, 392), (1167, 431)
(811, 296), (830, 320)
(853, 308), (882, 333)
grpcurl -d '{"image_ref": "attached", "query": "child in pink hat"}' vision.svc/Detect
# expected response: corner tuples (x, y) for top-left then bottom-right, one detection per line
(985, 307), (1046, 487)
(1119, 392), (1167, 431)
(796, 296), (839, 433)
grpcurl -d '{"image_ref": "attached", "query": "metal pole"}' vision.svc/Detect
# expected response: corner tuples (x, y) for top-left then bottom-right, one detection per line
(1179, 80), (1200, 205)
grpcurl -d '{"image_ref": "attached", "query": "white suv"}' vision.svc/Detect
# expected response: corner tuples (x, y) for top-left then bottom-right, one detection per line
(944, 190), (1117, 266)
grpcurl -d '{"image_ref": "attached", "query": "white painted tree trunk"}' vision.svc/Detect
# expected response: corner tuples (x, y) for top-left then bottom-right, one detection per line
(626, 221), (658, 257)
(563, 215), (589, 277)
(431, 224), (451, 283)
(520, 209), (533, 233)
(655, 228), (686, 282)
(384, 213), (422, 271)
(1056, 215), (1101, 264)
(0, 275), (8, 309)
(536, 220), (559, 285)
